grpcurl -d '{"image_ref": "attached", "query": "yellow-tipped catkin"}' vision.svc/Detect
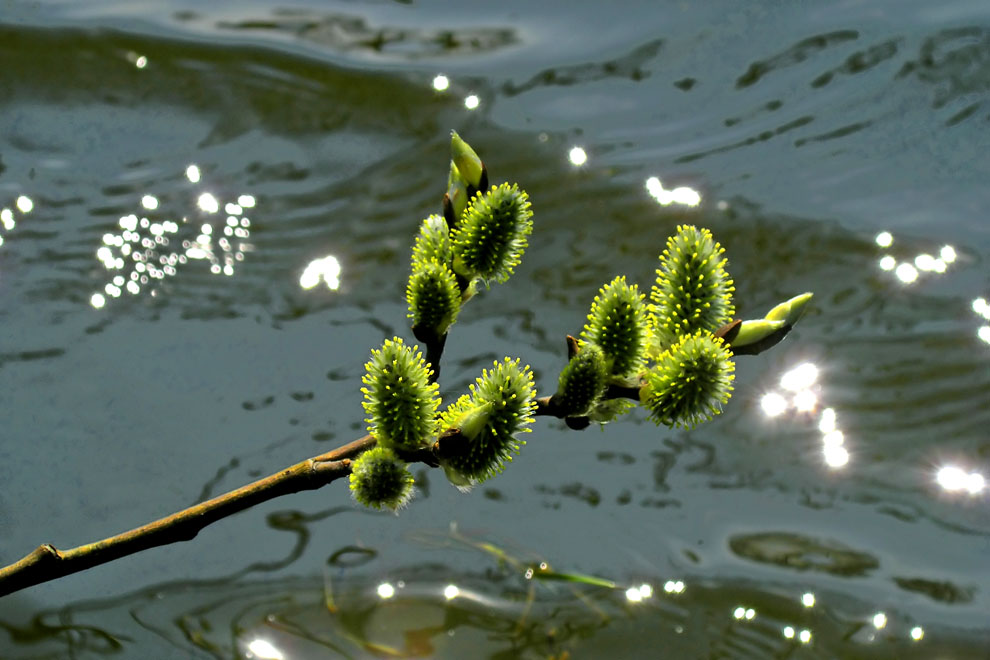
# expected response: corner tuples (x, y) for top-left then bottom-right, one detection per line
(451, 183), (533, 285)
(361, 337), (440, 451)
(650, 225), (735, 351)
(582, 276), (648, 378)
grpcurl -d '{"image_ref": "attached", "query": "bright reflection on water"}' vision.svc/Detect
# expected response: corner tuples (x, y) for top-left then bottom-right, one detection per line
(300, 255), (342, 290)
(0, 196), (34, 249)
(935, 465), (985, 495)
(875, 230), (956, 284)
(568, 146), (588, 167)
(464, 94), (480, 110)
(645, 177), (701, 207)
(89, 170), (255, 307)
(246, 638), (284, 660)
(432, 74), (449, 91)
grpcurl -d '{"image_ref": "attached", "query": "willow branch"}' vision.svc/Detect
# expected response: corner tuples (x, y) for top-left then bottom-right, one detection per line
(0, 436), (377, 598)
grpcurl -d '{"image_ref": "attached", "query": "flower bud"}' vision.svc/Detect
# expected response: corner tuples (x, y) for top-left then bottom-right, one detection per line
(552, 342), (608, 417)
(450, 130), (484, 190)
(407, 258), (460, 337)
(764, 292), (814, 325)
(582, 276), (648, 378)
(728, 318), (786, 348)
(451, 183), (533, 284)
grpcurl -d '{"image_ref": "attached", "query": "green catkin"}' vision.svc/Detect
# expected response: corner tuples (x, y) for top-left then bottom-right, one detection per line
(439, 358), (537, 484)
(349, 446), (415, 512)
(582, 276), (649, 379)
(451, 183), (533, 284)
(641, 330), (735, 429)
(411, 214), (452, 268)
(407, 258), (460, 336)
(650, 225), (735, 351)
(553, 343), (608, 417)
(361, 337), (440, 451)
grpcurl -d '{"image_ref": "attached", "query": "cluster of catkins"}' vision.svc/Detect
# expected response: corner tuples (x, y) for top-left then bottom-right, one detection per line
(349, 132), (812, 512)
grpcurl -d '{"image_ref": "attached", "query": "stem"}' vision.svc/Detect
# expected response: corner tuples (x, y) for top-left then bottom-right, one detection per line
(0, 436), (376, 599)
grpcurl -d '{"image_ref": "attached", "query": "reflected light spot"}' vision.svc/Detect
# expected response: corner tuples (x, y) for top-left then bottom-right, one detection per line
(879, 255), (896, 271)
(973, 297), (989, 318)
(625, 587), (643, 603)
(135, 56), (148, 69)
(433, 74), (449, 91)
(141, 195), (159, 210)
(464, 94), (480, 109)
(745, 608), (756, 620)
(875, 231), (893, 247)
(793, 389), (817, 412)
(300, 255), (342, 290)
(444, 584), (459, 600)
(0, 235), (4, 246)
(377, 582), (395, 599)
(801, 592), (815, 608)
(568, 146), (588, 166)
(783, 626), (795, 639)
(663, 580), (685, 593)
(937, 465), (969, 492)
(799, 629), (812, 644)
(823, 444), (849, 468)
(639, 583), (653, 599)
(16, 196), (33, 213)
(822, 430), (844, 447)
(818, 408), (836, 433)
(186, 165), (201, 183)
(197, 193), (220, 214)
(940, 245), (956, 263)
(895, 262), (918, 283)
(1, 208), (14, 230)
(645, 177), (701, 207)
(979, 326), (990, 344)
(914, 254), (936, 271)
(733, 606), (746, 619)
(238, 194), (256, 208)
(966, 472), (985, 494)
(780, 362), (818, 392)
(910, 626), (924, 641)
(872, 612), (887, 629)
(90, 293), (106, 309)
(246, 639), (284, 660)
(760, 392), (788, 417)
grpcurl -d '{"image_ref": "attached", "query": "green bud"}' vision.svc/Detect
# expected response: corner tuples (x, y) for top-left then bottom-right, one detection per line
(728, 319), (786, 348)
(582, 276), (648, 378)
(349, 446), (415, 512)
(649, 225), (735, 351)
(641, 330), (735, 429)
(361, 337), (440, 451)
(450, 130), (484, 189)
(446, 162), (469, 223)
(553, 342), (608, 417)
(764, 292), (814, 325)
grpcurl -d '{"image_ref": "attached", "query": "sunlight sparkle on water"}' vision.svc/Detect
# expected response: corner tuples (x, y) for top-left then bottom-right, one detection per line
(16, 196), (33, 213)
(783, 626), (795, 639)
(645, 177), (701, 207)
(780, 362), (818, 391)
(186, 164), (201, 183)
(141, 195), (159, 210)
(940, 245), (956, 263)
(625, 587), (644, 603)
(90, 293), (106, 309)
(135, 55), (147, 69)
(973, 298), (990, 319)
(464, 94), (480, 109)
(799, 629), (812, 644)
(895, 262), (918, 283)
(433, 74), (449, 91)
(801, 592), (815, 607)
(979, 326), (990, 344)
(910, 626), (924, 641)
(300, 255), (341, 290)
(872, 612), (887, 629)
(197, 193), (220, 214)
(823, 444), (849, 469)
(875, 231), (893, 247)
(568, 146), (588, 166)
(246, 639), (284, 660)
(818, 408), (836, 433)
(2, 208), (15, 230)
(879, 255), (896, 271)
(377, 582), (395, 599)
(793, 389), (817, 412)
(444, 584), (459, 600)
(663, 580), (685, 594)
(936, 465), (985, 494)
(760, 392), (788, 417)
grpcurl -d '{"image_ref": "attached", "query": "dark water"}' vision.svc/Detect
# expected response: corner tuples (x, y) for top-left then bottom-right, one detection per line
(2, 1), (989, 658)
